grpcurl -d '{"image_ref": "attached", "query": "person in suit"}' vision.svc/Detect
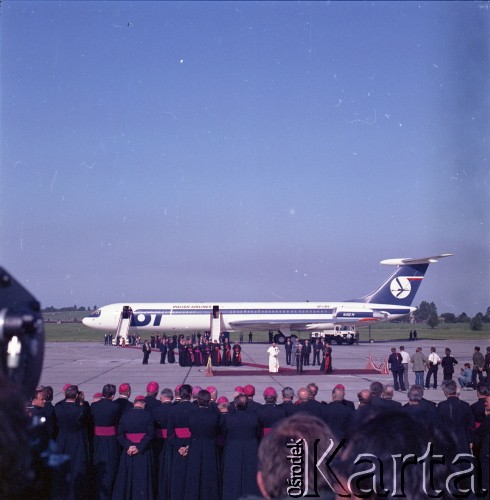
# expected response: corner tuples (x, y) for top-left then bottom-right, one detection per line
(142, 339), (151, 364)
(302, 339), (311, 366)
(295, 343), (304, 374)
(441, 347), (458, 381)
(284, 338), (293, 365)
(312, 338), (322, 366)
(159, 338), (168, 364)
(388, 347), (406, 391)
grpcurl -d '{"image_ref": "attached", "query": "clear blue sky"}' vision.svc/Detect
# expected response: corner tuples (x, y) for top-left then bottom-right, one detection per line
(1, 1), (489, 316)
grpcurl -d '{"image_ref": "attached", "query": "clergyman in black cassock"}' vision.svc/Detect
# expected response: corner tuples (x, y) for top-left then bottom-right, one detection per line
(221, 394), (261, 500)
(90, 385), (120, 500)
(112, 396), (155, 499)
(184, 390), (221, 500)
(54, 385), (91, 500)
(166, 385), (199, 500)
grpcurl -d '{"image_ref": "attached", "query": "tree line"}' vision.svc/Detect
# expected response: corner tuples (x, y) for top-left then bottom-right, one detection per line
(413, 301), (490, 331)
(43, 305), (97, 312)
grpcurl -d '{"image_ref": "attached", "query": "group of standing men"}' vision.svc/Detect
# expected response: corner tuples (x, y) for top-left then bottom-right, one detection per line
(23, 377), (490, 498)
(267, 338), (333, 374)
(388, 345), (490, 393)
(142, 335), (244, 367)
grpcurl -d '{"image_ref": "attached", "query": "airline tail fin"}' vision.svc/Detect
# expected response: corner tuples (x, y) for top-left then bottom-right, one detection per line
(353, 254), (453, 306)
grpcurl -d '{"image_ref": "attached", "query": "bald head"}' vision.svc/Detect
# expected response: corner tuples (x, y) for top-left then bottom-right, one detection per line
(297, 387), (310, 402)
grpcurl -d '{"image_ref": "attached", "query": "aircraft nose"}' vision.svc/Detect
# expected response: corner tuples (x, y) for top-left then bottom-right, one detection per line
(82, 317), (91, 327)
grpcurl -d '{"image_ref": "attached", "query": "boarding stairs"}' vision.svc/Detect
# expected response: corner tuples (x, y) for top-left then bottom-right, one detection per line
(210, 305), (221, 342)
(115, 306), (132, 345)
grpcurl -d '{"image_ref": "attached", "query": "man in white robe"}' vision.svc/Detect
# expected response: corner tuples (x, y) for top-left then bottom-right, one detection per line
(267, 343), (279, 373)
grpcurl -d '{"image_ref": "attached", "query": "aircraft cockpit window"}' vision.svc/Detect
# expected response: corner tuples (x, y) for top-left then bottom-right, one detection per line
(87, 309), (101, 318)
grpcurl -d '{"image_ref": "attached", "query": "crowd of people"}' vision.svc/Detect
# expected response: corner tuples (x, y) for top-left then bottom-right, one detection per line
(23, 375), (490, 499)
(139, 334), (244, 367)
(387, 345), (490, 392)
(271, 338), (334, 375)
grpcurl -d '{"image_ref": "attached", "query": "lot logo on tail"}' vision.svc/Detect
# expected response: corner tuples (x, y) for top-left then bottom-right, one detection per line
(390, 277), (421, 299)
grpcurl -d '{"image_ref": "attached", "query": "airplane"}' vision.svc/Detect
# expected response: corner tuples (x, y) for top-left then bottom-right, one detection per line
(82, 254), (453, 344)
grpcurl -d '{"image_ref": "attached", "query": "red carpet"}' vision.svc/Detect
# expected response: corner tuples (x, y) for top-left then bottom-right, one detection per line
(209, 362), (379, 376)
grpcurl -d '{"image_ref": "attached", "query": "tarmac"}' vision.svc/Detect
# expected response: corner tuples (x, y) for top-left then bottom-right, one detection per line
(39, 338), (489, 406)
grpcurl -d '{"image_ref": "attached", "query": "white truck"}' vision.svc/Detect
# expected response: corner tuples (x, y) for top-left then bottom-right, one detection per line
(310, 325), (359, 345)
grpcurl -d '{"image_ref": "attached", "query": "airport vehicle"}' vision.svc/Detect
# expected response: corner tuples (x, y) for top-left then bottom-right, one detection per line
(310, 325), (359, 345)
(82, 254), (452, 342)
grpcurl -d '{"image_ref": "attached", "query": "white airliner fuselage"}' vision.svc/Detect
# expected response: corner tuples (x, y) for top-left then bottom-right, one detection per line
(83, 300), (409, 333)
(82, 254), (452, 341)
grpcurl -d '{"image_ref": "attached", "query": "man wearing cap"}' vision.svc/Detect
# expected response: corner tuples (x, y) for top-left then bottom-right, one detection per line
(91, 383), (119, 500)
(114, 383), (133, 418)
(267, 342), (279, 373)
(167, 384), (198, 500)
(243, 384), (263, 413)
(113, 395), (155, 499)
(333, 383), (355, 411)
(257, 387), (286, 438)
(145, 381), (161, 413)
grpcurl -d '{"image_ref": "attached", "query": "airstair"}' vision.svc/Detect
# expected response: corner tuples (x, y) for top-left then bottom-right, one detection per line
(115, 306), (132, 345)
(210, 305), (221, 342)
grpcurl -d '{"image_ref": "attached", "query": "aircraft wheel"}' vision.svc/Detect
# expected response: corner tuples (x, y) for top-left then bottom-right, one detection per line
(274, 333), (286, 344)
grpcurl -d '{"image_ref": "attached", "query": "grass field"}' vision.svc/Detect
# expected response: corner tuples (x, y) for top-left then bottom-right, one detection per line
(44, 312), (490, 343)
